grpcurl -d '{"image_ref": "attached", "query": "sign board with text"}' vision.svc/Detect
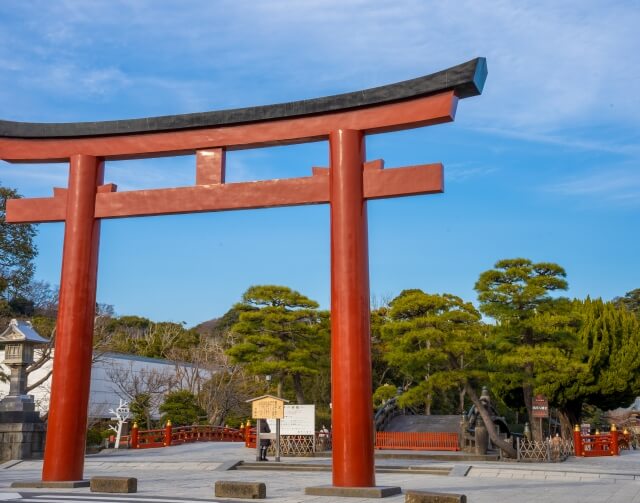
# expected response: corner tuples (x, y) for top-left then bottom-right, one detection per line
(250, 395), (286, 419)
(532, 394), (549, 418)
(267, 404), (315, 435)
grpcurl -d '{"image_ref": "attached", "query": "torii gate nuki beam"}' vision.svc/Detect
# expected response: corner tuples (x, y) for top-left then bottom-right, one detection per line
(0, 58), (486, 488)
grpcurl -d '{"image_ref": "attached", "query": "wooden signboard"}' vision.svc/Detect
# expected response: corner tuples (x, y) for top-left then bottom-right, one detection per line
(251, 396), (285, 419)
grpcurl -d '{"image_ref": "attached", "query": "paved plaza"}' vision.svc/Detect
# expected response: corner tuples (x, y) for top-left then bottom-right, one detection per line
(1, 443), (640, 502)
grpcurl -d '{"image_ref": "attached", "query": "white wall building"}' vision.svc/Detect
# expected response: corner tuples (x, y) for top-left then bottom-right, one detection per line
(0, 350), (207, 420)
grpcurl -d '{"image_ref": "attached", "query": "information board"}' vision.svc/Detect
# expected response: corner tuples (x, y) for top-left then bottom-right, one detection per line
(267, 404), (315, 435)
(532, 394), (549, 418)
(251, 397), (285, 419)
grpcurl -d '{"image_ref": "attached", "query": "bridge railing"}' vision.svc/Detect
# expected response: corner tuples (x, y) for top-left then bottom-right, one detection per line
(122, 423), (244, 449)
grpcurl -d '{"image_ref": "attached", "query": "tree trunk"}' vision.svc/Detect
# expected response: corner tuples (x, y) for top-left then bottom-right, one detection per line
(458, 386), (466, 414)
(523, 380), (543, 441)
(464, 382), (516, 458)
(522, 329), (542, 442)
(292, 373), (305, 404)
(558, 400), (582, 439)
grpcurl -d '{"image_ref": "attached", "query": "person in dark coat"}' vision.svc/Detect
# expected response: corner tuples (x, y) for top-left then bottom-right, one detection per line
(259, 420), (271, 461)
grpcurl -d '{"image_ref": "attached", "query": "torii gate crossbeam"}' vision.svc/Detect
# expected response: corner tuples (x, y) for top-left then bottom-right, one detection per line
(0, 58), (486, 489)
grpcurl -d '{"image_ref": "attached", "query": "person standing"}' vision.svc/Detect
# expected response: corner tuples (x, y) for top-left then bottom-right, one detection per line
(259, 420), (271, 461)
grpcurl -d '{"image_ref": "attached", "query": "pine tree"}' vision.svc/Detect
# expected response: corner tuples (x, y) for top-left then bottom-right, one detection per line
(475, 258), (571, 441)
(159, 390), (207, 426)
(0, 185), (37, 301)
(380, 289), (517, 457)
(227, 285), (329, 403)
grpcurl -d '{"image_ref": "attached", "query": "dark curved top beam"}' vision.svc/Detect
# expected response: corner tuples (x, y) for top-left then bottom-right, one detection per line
(0, 58), (486, 139)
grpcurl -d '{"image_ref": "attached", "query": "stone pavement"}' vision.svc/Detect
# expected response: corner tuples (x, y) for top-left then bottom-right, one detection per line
(1, 443), (640, 502)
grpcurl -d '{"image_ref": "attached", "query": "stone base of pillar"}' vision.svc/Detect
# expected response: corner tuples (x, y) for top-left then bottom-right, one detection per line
(0, 396), (45, 462)
(305, 485), (401, 498)
(12, 480), (89, 489)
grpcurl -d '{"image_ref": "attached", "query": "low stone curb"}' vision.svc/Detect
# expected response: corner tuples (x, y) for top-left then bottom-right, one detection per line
(90, 476), (137, 493)
(305, 485), (402, 498)
(215, 480), (266, 499)
(406, 490), (466, 503)
(11, 480), (89, 488)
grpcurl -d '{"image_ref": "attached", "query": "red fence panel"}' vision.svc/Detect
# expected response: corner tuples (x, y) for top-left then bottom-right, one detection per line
(375, 431), (459, 451)
(580, 432), (619, 457)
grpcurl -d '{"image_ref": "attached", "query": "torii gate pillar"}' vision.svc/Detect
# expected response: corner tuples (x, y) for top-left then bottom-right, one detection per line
(43, 155), (103, 481)
(329, 129), (375, 487)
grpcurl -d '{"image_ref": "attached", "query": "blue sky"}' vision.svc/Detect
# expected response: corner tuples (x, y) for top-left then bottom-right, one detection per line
(1, 1), (638, 326)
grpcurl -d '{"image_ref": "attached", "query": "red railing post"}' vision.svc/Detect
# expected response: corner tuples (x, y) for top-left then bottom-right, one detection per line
(573, 425), (582, 456)
(245, 420), (252, 448)
(624, 428), (631, 450)
(610, 424), (619, 456)
(131, 422), (139, 449)
(164, 420), (173, 447)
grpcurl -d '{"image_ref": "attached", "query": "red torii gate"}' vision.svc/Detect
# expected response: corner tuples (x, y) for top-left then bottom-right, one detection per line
(0, 58), (486, 488)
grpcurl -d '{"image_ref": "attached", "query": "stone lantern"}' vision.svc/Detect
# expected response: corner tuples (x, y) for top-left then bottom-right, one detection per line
(0, 319), (49, 461)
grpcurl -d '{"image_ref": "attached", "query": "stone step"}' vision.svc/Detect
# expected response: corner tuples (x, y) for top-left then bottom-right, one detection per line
(374, 451), (500, 462)
(234, 461), (451, 475)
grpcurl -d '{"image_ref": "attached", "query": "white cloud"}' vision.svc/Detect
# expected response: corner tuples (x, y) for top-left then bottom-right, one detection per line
(472, 127), (640, 156)
(544, 165), (640, 207)
(23, 64), (131, 97)
(105, 158), (194, 191)
(446, 163), (498, 182)
(0, 162), (68, 198)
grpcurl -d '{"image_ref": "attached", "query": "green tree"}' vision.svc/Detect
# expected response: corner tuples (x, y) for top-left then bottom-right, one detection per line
(614, 288), (640, 317)
(382, 290), (485, 413)
(380, 289), (517, 457)
(370, 303), (404, 390)
(227, 285), (329, 404)
(545, 298), (640, 435)
(372, 383), (397, 408)
(160, 390), (207, 426)
(0, 185), (37, 301)
(475, 258), (571, 441)
(97, 316), (199, 358)
(130, 393), (153, 429)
